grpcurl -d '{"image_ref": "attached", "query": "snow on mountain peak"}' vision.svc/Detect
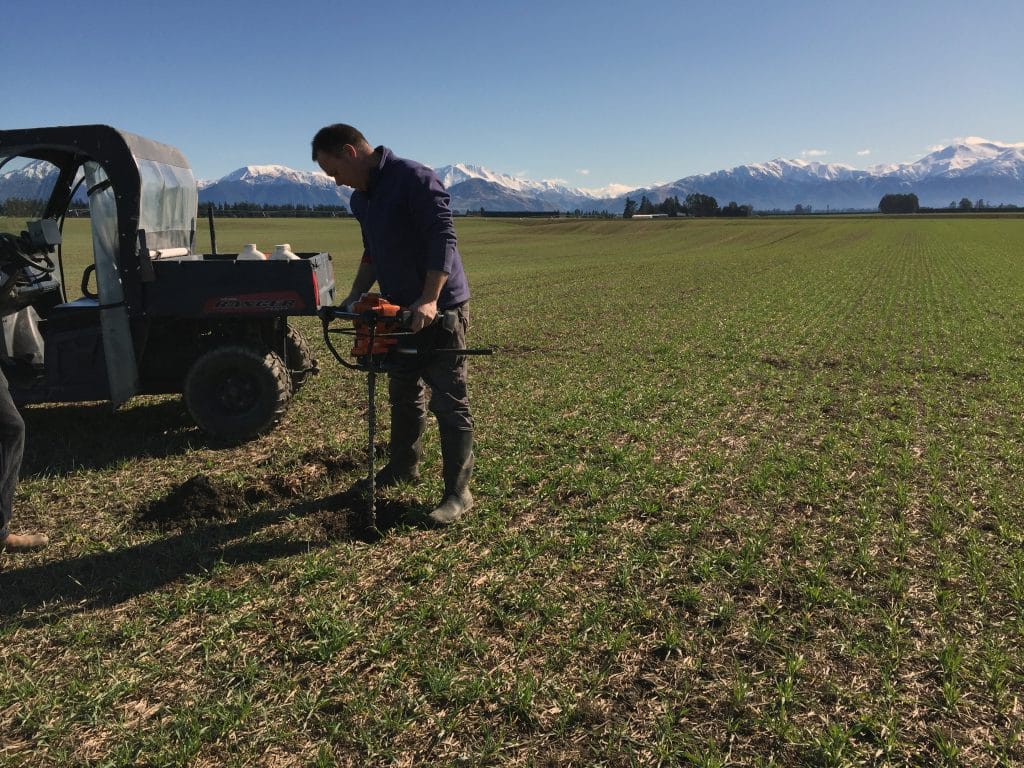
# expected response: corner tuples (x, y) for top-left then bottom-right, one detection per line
(435, 163), (594, 197)
(889, 137), (1024, 179)
(222, 164), (329, 184)
(0, 158), (55, 180)
(435, 163), (542, 193)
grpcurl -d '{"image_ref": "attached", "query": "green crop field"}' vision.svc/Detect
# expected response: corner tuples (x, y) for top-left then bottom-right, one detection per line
(2, 216), (1023, 766)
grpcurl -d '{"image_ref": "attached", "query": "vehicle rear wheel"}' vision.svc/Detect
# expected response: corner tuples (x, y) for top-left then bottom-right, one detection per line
(284, 324), (316, 391)
(184, 345), (292, 441)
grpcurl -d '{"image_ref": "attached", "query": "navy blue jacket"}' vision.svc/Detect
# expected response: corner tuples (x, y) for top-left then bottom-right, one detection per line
(350, 147), (470, 309)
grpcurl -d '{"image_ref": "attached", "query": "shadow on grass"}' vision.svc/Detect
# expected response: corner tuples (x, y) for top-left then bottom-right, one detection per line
(21, 398), (203, 476)
(0, 504), (317, 629)
(1, 482), (435, 629)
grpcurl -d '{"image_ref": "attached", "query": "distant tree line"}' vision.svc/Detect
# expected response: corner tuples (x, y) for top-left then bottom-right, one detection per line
(623, 192), (751, 218)
(878, 193), (1022, 214)
(721, 201), (755, 217)
(878, 193), (920, 214)
(945, 197), (1021, 212)
(463, 209), (616, 218)
(202, 202), (349, 217)
(0, 197), (45, 217)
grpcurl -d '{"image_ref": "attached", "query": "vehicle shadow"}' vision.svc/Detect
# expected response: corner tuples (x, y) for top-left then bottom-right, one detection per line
(20, 398), (205, 475)
(0, 504), (322, 629)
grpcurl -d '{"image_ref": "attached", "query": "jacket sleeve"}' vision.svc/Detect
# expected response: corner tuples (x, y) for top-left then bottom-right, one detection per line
(407, 166), (459, 274)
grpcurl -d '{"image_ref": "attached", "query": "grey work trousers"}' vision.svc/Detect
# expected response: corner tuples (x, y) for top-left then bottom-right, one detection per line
(388, 303), (474, 434)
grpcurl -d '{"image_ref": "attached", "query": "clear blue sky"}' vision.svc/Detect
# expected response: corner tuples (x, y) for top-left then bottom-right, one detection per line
(5, 0), (1022, 191)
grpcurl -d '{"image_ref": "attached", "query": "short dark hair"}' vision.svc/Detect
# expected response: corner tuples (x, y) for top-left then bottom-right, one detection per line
(311, 124), (369, 160)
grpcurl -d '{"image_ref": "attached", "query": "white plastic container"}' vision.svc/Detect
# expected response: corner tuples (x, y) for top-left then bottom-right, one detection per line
(237, 243), (266, 260)
(270, 243), (300, 261)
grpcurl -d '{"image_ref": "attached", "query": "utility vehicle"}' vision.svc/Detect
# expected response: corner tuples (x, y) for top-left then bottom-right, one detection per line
(0, 124), (335, 440)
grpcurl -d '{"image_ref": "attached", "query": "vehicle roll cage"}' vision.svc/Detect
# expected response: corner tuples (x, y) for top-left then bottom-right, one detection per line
(0, 124), (195, 315)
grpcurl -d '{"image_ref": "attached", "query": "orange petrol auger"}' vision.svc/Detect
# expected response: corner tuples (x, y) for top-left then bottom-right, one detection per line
(320, 293), (492, 536)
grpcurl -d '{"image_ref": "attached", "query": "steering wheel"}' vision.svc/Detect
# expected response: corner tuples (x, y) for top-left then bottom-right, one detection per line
(0, 232), (56, 273)
(19, 248), (54, 273)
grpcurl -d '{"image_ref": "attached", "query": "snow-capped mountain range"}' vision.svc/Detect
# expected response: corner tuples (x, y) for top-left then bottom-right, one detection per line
(198, 165), (344, 207)
(0, 157), (71, 202)
(634, 138), (1024, 212)
(3, 138), (1022, 213)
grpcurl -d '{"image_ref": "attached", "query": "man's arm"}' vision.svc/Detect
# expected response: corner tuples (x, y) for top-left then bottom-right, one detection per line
(408, 269), (448, 332)
(341, 260), (377, 310)
(407, 166), (460, 279)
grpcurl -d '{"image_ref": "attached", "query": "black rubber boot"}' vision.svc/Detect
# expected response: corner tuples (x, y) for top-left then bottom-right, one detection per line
(428, 429), (474, 526)
(376, 413), (426, 487)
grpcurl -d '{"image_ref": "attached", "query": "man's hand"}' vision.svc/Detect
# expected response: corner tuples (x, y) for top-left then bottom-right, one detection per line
(408, 270), (449, 332)
(408, 297), (438, 332)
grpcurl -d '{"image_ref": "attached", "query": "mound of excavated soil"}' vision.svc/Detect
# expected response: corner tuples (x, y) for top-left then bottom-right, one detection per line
(133, 449), (408, 540)
(136, 475), (243, 529)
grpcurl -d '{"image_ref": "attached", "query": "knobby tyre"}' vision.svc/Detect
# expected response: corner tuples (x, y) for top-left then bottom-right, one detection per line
(184, 344), (292, 442)
(284, 323), (316, 391)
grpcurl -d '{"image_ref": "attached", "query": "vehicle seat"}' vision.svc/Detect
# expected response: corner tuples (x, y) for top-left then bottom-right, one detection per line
(44, 297), (101, 333)
(50, 296), (100, 312)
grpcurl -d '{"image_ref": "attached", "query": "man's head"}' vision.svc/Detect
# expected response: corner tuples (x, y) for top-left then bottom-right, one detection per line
(312, 123), (376, 191)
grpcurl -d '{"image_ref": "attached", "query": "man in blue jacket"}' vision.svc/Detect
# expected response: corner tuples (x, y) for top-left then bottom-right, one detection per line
(312, 124), (474, 526)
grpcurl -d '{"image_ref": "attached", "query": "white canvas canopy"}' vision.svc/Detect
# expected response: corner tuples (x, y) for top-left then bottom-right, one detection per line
(0, 125), (199, 405)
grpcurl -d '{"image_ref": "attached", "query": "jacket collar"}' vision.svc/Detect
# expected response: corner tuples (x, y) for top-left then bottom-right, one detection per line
(365, 146), (390, 196)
